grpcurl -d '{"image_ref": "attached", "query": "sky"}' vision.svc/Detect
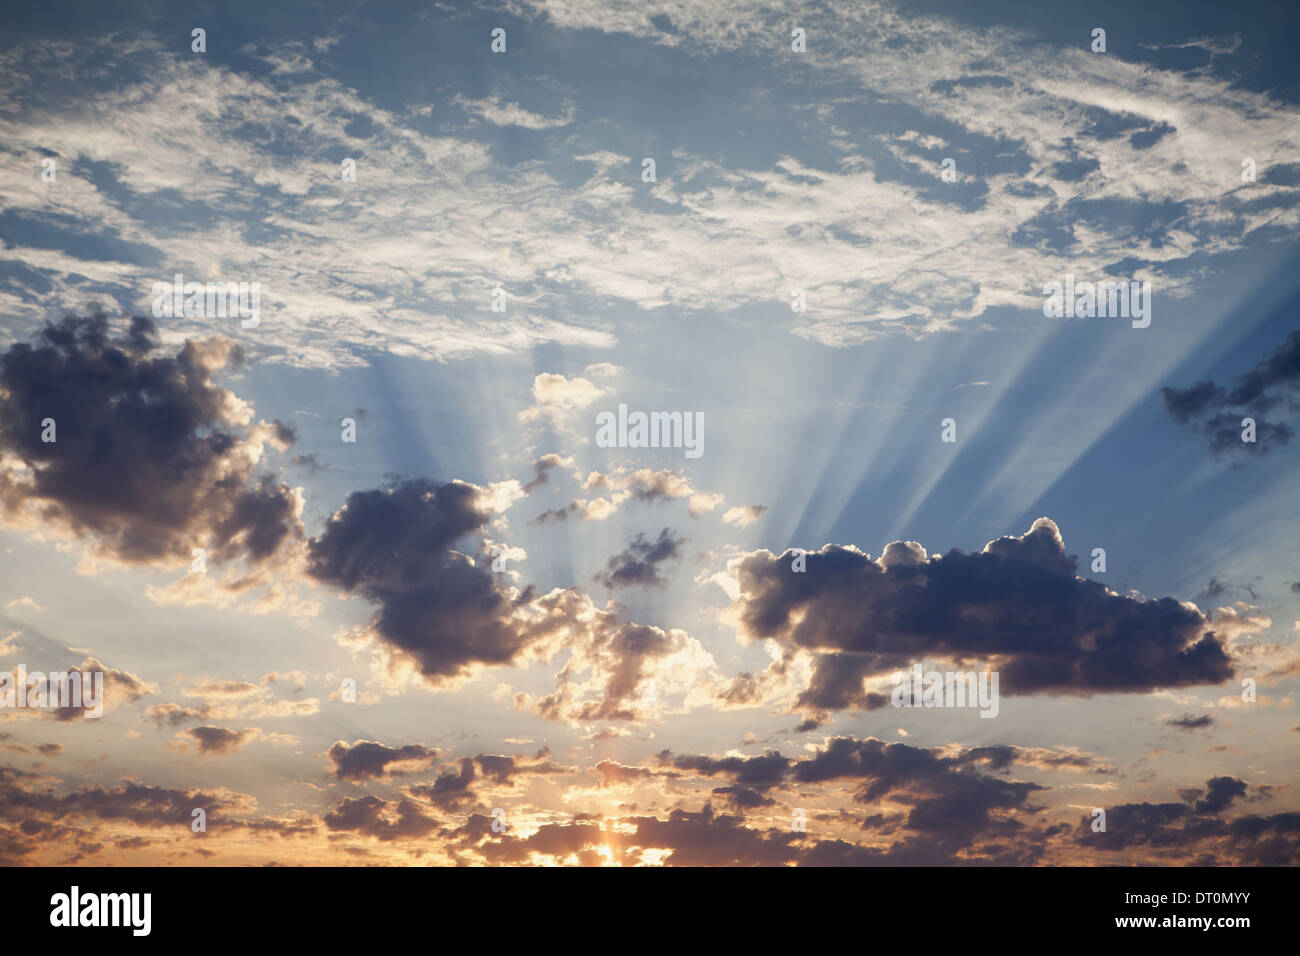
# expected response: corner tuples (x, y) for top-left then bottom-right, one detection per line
(0, 0), (1298, 866)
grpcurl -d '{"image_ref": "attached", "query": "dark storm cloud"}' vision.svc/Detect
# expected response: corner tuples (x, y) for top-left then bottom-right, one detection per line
(0, 313), (301, 565)
(727, 518), (1232, 718)
(306, 479), (539, 683)
(1162, 328), (1300, 454)
(326, 740), (439, 781)
(595, 528), (686, 589)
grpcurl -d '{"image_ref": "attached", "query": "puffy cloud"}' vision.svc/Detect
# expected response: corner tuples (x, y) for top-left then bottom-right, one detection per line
(327, 740), (439, 781)
(305, 479), (544, 684)
(533, 595), (719, 726)
(0, 314), (304, 568)
(722, 505), (767, 528)
(722, 518), (1233, 722)
(517, 371), (613, 425)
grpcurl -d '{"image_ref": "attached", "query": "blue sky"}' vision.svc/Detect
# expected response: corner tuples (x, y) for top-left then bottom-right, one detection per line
(0, 0), (1297, 866)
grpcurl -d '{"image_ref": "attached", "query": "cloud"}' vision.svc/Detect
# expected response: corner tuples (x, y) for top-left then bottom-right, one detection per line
(406, 758), (478, 809)
(517, 371), (613, 425)
(186, 726), (256, 755)
(522, 453), (576, 493)
(533, 592), (719, 725)
(1163, 329), (1300, 454)
(595, 528), (686, 589)
(323, 795), (440, 841)
(1076, 776), (1297, 864)
(454, 94), (575, 130)
(1165, 713), (1216, 730)
(721, 518), (1232, 722)
(0, 315), (304, 569)
(661, 750), (791, 791)
(535, 468), (726, 524)
(1, 15), (1297, 369)
(722, 505), (767, 528)
(306, 477), (714, 718)
(26, 657), (156, 722)
(327, 740), (439, 781)
(143, 703), (208, 728)
(306, 479), (545, 685)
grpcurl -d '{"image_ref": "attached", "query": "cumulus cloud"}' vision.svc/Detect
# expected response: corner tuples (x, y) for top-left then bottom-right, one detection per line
(327, 740), (439, 781)
(517, 371), (613, 425)
(0, 314), (304, 569)
(722, 505), (767, 528)
(720, 518), (1233, 724)
(305, 479), (545, 685)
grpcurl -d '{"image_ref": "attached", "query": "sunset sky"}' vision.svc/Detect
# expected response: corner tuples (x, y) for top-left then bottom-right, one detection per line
(1, 0), (1298, 866)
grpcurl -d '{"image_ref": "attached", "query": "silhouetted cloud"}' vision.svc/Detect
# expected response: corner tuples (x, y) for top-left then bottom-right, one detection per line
(1162, 329), (1300, 454)
(723, 518), (1233, 722)
(595, 528), (685, 589)
(306, 479), (537, 683)
(327, 740), (438, 781)
(0, 313), (302, 566)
